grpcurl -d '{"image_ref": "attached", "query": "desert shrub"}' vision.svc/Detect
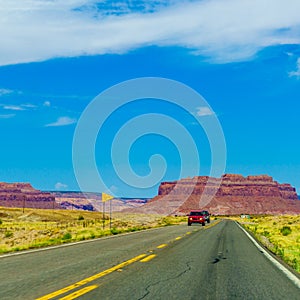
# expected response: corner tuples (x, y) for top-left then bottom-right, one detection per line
(78, 215), (84, 221)
(5, 231), (13, 238)
(262, 230), (270, 237)
(129, 226), (142, 232)
(90, 232), (95, 239)
(292, 258), (299, 271)
(280, 226), (292, 236)
(110, 228), (119, 235)
(62, 232), (72, 240)
(0, 219), (2, 225)
(277, 247), (285, 258)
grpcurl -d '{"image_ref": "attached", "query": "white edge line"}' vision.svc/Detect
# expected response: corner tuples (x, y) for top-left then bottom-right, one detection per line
(0, 226), (165, 259)
(236, 221), (300, 289)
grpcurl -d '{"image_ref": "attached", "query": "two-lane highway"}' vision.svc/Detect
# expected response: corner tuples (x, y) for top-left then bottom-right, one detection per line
(0, 220), (299, 299)
(0, 222), (201, 299)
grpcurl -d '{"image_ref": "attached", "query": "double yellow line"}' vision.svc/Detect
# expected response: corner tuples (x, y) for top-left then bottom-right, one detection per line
(36, 254), (147, 300)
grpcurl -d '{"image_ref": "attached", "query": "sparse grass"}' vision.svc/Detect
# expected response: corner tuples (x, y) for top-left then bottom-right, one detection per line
(233, 215), (300, 273)
(0, 207), (186, 254)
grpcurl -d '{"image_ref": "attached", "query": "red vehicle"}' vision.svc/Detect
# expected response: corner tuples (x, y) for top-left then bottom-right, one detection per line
(187, 210), (206, 226)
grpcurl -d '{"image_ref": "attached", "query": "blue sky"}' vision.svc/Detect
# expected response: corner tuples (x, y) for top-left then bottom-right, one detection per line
(0, 0), (300, 197)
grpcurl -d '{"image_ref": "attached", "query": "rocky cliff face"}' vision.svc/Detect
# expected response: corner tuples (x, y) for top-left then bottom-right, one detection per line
(158, 174), (297, 200)
(135, 174), (300, 215)
(0, 182), (59, 209)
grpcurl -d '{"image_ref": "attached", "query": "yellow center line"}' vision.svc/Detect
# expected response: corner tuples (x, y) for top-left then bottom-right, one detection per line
(175, 236), (182, 240)
(59, 285), (98, 300)
(157, 244), (167, 249)
(36, 254), (147, 300)
(140, 254), (156, 263)
(206, 220), (220, 229)
(186, 232), (191, 235)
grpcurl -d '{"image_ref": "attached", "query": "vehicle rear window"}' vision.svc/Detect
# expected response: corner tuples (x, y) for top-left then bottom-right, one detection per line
(190, 212), (203, 216)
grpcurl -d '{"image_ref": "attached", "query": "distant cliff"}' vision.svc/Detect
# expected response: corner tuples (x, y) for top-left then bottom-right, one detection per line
(133, 174), (300, 215)
(158, 174), (297, 200)
(0, 182), (59, 209)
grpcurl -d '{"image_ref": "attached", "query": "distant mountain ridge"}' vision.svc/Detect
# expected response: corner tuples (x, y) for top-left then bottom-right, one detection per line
(51, 191), (148, 211)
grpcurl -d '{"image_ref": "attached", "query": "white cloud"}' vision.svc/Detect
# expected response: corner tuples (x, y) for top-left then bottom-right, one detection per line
(196, 106), (214, 116)
(1, 0), (300, 65)
(289, 58), (300, 78)
(45, 116), (77, 127)
(55, 182), (68, 190)
(43, 101), (51, 107)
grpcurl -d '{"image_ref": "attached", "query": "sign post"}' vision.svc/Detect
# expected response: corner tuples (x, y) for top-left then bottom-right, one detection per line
(101, 193), (114, 230)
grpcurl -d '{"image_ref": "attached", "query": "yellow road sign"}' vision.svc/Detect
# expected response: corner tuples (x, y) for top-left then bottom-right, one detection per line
(102, 193), (114, 202)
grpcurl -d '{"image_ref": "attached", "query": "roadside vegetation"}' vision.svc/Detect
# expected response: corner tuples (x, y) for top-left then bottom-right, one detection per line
(234, 215), (300, 273)
(0, 207), (186, 254)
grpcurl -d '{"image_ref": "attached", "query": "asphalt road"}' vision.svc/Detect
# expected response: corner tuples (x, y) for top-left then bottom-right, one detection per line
(0, 220), (299, 300)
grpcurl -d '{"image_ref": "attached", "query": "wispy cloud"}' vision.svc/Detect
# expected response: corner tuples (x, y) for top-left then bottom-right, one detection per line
(3, 105), (26, 111)
(45, 116), (77, 127)
(0, 88), (14, 96)
(2, 103), (37, 111)
(55, 182), (68, 190)
(289, 58), (300, 78)
(196, 106), (215, 116)
(43, 101), (51, 107)
(21, 103), (38, 109)
(1, 0), (300, 65)
(0, 114), (15, 119)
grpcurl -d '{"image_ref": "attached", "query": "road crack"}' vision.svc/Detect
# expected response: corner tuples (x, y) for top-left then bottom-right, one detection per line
(212, 251), (227, 264)
(138, 261), (192, 300)
(210, 222), (228, 264)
